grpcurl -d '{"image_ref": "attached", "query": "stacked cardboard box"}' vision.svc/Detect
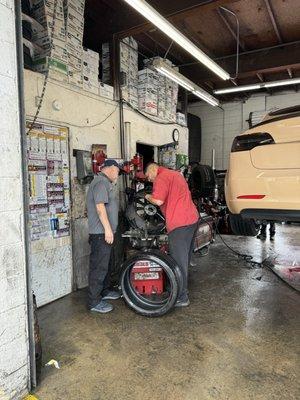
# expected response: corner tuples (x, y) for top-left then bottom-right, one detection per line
(101, 37), (138, 106)
(142, 57), (178, 121)
(99, 82), (114, 100)
(101, 43), (111, 84)
(82, 48), (99, 94)
(138, 68), (159, 116)
(31, 0), (68, 83)
(157, 73), (166, 119)
(64, 0), (85, 89)
(120, 37), (138, 108)
(165, 78), (178, 123)
(176, 112), (187, 126)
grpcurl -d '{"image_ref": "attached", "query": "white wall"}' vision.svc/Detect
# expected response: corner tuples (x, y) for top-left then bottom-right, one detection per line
(24, 69), (189, 291)
(188, 91), (300, 169)
(0, 1), (30, 399)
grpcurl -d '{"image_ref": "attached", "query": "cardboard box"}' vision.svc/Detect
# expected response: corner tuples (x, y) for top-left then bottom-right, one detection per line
(33, 33), (65, 47)
(66, 32), (82, 51)
(48, 69), (69, 84)
(65, 25), (84, 41)
(63, 0), (85, 15)
(68, 53), (82, 71)
(33, 1), (64, 22)
(68, 69), (83, 87)
(82, 57), (99, 67)
(138, 100), (158, 116)
(64, 6), (84, 23)
(66, 43), (82, 58)
(32, 0), (62, 7)
(33, 56), (68, 75)
(83, 81), (99, 95)
(176, 112), (186, 126)
(35, 45), (68, 64)
(83, 74), (99, 86)
(83, 47), (99, 61)
(32, 24), (66, 41)
(33, 15), (65, 31)
(99, 83), (114, 100)
(82, 63), (98, 75)
(65, 17), (84, 36)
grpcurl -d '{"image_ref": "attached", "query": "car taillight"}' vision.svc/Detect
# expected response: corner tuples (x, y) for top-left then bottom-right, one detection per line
(231, 132), (274, 152)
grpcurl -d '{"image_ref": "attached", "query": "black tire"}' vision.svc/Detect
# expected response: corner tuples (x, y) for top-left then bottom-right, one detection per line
(190, 164), (216, 198)
(229, 214), (260, 236)
(120, 251), (180, 317)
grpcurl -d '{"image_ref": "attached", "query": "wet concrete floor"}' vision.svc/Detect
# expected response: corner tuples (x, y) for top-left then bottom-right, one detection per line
(35, 224), (300, 400)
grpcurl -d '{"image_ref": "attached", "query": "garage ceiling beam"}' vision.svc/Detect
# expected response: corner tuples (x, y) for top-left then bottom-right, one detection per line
(264, 0), (283, 43)
(116, 0), (240, 38)
(184, 43), (300, 85)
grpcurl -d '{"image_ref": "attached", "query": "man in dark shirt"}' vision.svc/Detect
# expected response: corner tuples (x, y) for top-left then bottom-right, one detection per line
(145, 163), (199, 307)
(86, 159), (121, 313)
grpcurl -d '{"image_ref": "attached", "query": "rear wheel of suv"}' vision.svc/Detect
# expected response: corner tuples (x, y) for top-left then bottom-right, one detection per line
(229, 213), (260, 236)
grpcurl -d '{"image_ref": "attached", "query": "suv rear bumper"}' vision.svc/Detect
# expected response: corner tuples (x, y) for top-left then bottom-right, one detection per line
(240, 209), (300, 222)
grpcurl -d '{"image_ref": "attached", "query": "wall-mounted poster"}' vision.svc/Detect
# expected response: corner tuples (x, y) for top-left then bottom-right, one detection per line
(26, 122), (70, 241)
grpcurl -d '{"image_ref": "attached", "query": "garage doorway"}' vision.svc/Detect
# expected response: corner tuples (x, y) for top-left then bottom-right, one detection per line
(136, 142), (155, 169)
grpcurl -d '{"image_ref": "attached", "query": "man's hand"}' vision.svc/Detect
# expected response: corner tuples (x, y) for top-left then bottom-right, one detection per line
(145, 194), (164, 206)
(105, 227), (114, 244)
(145, 194), (151, 202)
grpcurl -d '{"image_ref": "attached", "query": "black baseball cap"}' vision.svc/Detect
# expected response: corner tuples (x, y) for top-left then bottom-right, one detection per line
(103, 159), (121, 168)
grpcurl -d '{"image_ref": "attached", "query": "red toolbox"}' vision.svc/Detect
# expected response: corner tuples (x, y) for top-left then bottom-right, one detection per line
(131, 260), (164, 295)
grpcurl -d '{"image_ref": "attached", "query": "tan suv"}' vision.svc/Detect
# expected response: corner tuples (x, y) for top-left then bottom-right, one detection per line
(225, 106), (300, 235)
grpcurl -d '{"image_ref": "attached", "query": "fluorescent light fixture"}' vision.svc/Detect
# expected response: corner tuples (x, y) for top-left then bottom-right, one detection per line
(157, 66), (195, 91)
(152, 58), (219, 107)
(266, 77), (300, 88)
(193, 90), (219, 107)
(122, 0), (230, 81)
(214, 77), (300, 94)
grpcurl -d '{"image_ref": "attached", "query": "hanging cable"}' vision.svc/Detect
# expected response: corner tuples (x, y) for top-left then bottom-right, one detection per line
(164, 41), (174, 60)
(219, 6), (240, 80)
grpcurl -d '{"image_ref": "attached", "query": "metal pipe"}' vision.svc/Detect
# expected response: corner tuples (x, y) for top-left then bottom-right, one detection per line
(124, 121), (132, 161)
(211, 149), (216, 170)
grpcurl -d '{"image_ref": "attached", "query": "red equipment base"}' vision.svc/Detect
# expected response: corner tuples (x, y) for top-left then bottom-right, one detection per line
(131, 261), (164, 295)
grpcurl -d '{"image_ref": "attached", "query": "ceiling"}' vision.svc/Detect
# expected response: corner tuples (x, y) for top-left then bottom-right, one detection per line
(83, 0), (300, 102)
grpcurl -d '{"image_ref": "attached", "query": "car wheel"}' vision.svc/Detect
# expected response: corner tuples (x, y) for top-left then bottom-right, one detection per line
(229, 213), (260, 236)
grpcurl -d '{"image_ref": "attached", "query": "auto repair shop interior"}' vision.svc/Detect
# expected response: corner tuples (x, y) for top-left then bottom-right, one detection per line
(1, 0), (300, 399)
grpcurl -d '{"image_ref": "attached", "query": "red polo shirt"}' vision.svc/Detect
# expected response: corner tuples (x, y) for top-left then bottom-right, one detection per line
(152, 167), (199, 233)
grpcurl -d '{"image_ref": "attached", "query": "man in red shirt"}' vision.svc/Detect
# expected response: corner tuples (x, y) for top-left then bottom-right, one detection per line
(145, 163), (199, 307)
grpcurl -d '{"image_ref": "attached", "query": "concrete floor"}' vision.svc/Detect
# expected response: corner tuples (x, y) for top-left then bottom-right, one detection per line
(35, 224), (300, 400)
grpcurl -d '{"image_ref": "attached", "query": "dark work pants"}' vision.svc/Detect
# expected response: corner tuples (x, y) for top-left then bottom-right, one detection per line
(88, 234), (113, 309)
(260, 222), (276, 236)
(168, 222), (198, 302)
